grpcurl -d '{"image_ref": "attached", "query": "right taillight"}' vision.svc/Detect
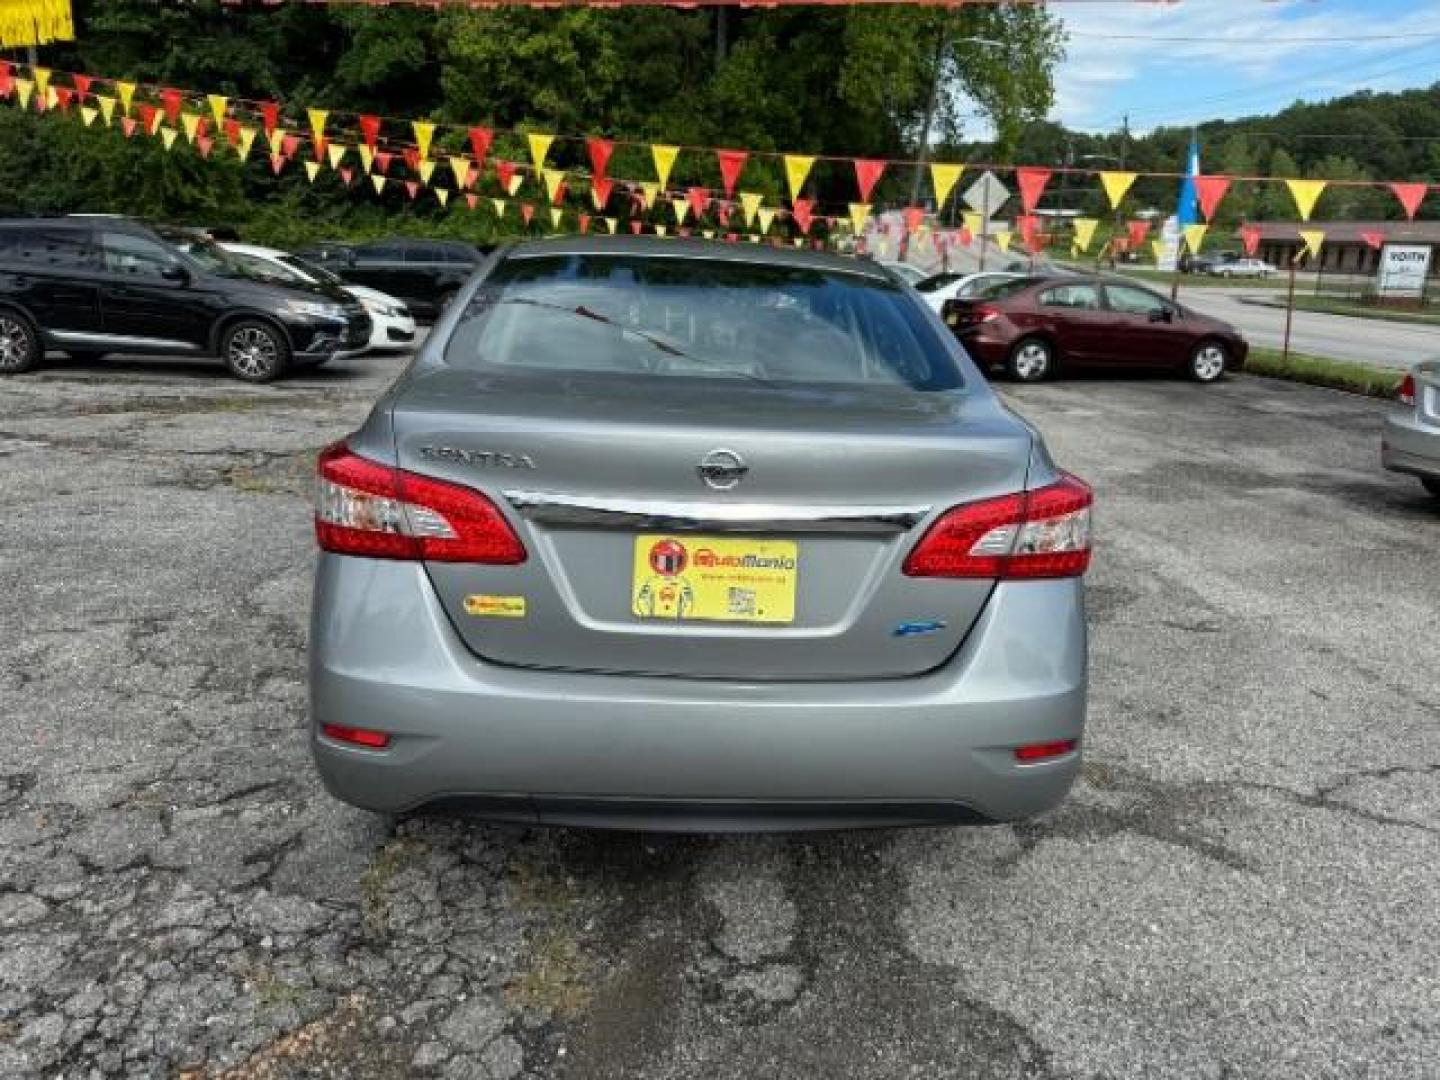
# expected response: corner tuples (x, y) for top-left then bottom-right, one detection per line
(314, 442), (526, 563)
(904, 473), (1093, 579)
(1398, 374), (1415, 406)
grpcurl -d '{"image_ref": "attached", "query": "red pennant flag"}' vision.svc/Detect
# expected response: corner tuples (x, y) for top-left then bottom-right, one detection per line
(137, 104), (157, 134)
(0, 63), (12, 98)
(716, 149), (747, 198)
(1239, 225), (1261, 257)
(197, 137), (214, 160)
(72, 74), (92, 100)
(552, 180), (568, 207)
(1195, 175), (1231, 222)
(1017, 214), (1040, 244)
(902, 205), (925, 234)
(496, 159), (517, 193)
(1127, 220), (1151, 248)
(579, 213), (591, 235)
(630, 220), (643, 235)
(520, 203), (535, 226)
(587, 136), (613, 180)
(269, 154), (286, 176)
(53, 87), (73, 113)
(854, 158), (886, 202)
(679, 227), (691, 239)
(717, 206), (731, 229)
(121, 117), (137, 138)
(359, 114), (381, 149)
(687, 186), (709, 221)
(223, 118), (240, 146)
(402, 147), (420, 174)
(281, 134), (301, 160)
(465, 193), (478, 211)
(312, 136), (327, 164)
(260, 102), (279, 136)
(468, 126), (493, 171)
(792, 198), (815, 235)
(160, 88), (183, 127)
(958, 227), (973, 247)
(374, 152), (393, 175)
(1360, 230), (1385, 251)
(1390, 182), (1427, 221)
(404, 180), (420, 200)
(592, 175), (613, 210)
(1016, 168), (1052, 213)
(339, 166), (354, 186)
(726, 233), (737, 244)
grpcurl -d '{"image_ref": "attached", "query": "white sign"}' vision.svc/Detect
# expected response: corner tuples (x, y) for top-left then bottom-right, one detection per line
(1156, 216), (1182, 273)
(1378, 244), (1431, 297)
(963, 172), (1010, 216)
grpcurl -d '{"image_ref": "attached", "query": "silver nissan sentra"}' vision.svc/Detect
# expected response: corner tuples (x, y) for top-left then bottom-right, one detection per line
(309, 237), (1092, 831)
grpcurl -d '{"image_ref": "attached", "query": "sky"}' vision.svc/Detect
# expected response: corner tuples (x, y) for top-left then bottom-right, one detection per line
(1047, 0), (1440, 134)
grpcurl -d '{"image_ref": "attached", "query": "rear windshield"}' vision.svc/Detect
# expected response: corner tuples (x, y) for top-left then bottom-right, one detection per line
(443, 254), (962, 391)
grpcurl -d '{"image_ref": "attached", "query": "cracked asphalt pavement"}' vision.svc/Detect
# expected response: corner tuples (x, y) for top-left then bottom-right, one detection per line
(2, 353), (1437, 1078)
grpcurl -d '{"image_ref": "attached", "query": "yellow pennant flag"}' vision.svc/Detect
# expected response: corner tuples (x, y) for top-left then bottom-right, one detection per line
(435, 188), (450, 208)
(181, 113), (202, 143)
(359, 144), (375, 174)
(491, 198), (507, 217)
(418, 160), (437, 185)
(1099, 171), (1137, 209)
(307, 108), (328, 146)
(550, 206), (563, 231)
(793, 238), (805, 249)
(962, 211), (983, 236)
(930, 163), (964, 208)
(528, 131), (554, 171)
(603, 217), (618, 235)
(327, 142), (347, 169)
(1151, 239), (1167, 264)
(267, 127), (286, 155)
(1183, 223), (1208, 254)
(116, 81), (136, 115)
(207, 94), (228, 128)
(32, 68), (51, 99)
(655, 224), (668, 238)
(147, 108), (165, 135)
(651, 144), (680, 188)
(702, 230), (715, 240)
(1073, 218), (1099, 252)
(639, 182), (660, 210)
(160, 127), (178, 151)
(304, 160), (322, 183)
(784, 154), (814, 201)
(237, 126), (257, 161)
(14, 79), (33, 110)
(1298, 229), (1325, 262)
(372, 175), (387, 195)
(848, 203), (871, 234)
(749, 235), (761, 245)
(80, 105), (97, 127)
(96, 95), (116, 125)
(1286, 179), (1326, 222)
(449, 156), (471, 189)
(739, 192), (763, 227)
(505, 173), (524, 196)
(542, 168), (566, 204)
(412, 121), (435, 160)
(757, 207), (776, 235)
(45, 86), (57, 111)
(994, 230), (1013, 253)
(671, 197), (690, 225)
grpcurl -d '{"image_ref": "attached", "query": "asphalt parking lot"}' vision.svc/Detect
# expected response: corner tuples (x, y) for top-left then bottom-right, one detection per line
(2, 353), (1437, 1079)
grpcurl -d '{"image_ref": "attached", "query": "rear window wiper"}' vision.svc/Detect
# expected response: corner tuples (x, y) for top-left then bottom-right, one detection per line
(496, 296), (687, 358)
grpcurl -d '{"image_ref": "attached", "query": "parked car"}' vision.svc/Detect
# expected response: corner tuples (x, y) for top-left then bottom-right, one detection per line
(310, 237), (1092, 830)
(914, 271), (1021, 313)
(0, 217), (369, 382)
(941, 275), (1248, 382)
(221, 242), (416, 354)
(298, 238), (488, 321)
(1210, 258), (1278, 279)
(1381, 362), (1440, 498)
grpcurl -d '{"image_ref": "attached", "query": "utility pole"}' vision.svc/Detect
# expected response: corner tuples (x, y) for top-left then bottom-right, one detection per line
(909, 27), (950, 209)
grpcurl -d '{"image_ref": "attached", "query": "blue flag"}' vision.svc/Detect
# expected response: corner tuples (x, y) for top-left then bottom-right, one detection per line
(1176, 135), (1200, 226)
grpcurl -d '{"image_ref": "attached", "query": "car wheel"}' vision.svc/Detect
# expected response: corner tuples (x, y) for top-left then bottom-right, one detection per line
(1422, 478), (1440, 498)
(0, 311), (40, 374)
(1006, 338), (1053, 383)
(222, 319), (290, 383)
(1189, 340), (1229, 383)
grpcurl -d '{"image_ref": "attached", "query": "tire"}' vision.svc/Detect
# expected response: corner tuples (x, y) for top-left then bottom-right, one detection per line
(0, 310), (40, 374)
(221, 318), (290, 383)
(1188, 340), (1229, 383)
(1422, 477), (1440, 499)
(1006, 337), (1053, 383)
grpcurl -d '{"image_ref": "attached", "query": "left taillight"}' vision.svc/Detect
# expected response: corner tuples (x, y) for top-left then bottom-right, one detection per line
(314, 442), (526, 563)
(903, 473), (1093, 580)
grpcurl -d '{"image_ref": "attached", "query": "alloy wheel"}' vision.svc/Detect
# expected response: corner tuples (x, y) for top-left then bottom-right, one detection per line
(0, 315), (34, 371)
(228, 326), (278, 379)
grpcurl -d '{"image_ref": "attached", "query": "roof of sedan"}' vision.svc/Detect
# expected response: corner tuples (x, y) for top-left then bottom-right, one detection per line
(502, 235), (892, 280)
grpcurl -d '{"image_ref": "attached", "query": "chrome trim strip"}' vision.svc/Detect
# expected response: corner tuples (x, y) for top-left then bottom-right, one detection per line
(504, 490), (930, 534)
(49, 330), (201, 351)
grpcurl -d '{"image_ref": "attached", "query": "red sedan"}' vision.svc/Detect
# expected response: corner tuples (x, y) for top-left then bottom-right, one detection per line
(942, 276), (1249, 383)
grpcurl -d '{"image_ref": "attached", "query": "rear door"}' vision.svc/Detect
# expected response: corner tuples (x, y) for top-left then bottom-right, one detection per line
(95, 230), (212, 351)
(392, 252), (1034, 681)
(348, 241), (411, 297)
(1035, 281), (1109, 363)
(1101, 283), (1186, 367)
(2, 225), (103, 339)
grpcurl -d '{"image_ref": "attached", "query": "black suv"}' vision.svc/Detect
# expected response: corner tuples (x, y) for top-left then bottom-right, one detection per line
(0, 218), (370, 382)
(298, 238), (487, 321)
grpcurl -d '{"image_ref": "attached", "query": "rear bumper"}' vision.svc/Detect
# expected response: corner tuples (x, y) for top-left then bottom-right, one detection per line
(309, 557), (1087, 829)
(1381, 410), (1440, 480)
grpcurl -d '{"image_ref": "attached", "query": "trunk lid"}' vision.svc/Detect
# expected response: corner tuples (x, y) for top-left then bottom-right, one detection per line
(394, 369), (1032, 680)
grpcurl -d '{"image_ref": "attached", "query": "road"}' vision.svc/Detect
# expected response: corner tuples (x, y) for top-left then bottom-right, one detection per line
(2, 353), (1437, 1077)
(1157, 285), (1433, 371)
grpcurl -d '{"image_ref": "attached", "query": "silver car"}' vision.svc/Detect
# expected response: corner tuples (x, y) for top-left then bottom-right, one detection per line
(1382, 361), (1440, 498)
(309, 238), (1092, 831)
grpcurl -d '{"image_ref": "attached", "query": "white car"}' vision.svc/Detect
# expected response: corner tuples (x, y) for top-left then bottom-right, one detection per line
(220, 243), (417, 353)
(914, 271), (1023, 313)
(1211, 258), (1277, 279)
(875, 260), (930, 286)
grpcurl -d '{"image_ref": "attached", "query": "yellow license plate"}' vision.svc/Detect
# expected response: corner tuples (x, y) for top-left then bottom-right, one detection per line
(631, 535), (798, 624)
